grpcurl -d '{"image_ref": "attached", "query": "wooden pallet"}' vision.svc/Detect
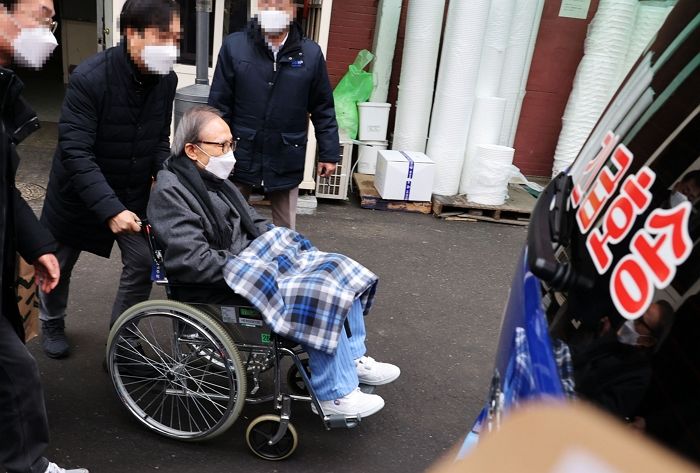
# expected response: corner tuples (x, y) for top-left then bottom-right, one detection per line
(353, 173), (432, 214)
(432, 185), (536, 226)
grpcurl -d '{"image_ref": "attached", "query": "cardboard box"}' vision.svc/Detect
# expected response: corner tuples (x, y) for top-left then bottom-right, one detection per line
(374, 150), (435, 201)
(16, 255), (38, 342)
(428, 402), (700, 473)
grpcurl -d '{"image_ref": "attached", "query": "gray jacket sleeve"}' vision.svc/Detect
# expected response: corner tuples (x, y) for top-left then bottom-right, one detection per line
(147, 175), (233, 285)
(245, 199), (272, 235)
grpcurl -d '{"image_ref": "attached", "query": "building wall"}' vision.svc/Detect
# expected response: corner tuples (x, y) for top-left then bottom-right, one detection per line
(325, 0), (380, 87)
(325, 0), (410, 132)
(325, 0), (598, 177)
(513, 0), (600, 176)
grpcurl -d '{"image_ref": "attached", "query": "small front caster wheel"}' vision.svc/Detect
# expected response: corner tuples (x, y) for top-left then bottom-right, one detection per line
(246, 414), (298, 460)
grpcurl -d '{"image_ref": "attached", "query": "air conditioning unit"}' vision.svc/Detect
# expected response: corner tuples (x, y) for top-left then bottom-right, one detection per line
(315, 141), (353, 200)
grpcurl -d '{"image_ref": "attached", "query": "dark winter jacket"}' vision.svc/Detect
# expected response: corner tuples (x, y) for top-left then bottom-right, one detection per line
(0, 68), (57, 340)
(573, 335), (653, 419)
(208, 20), (340, 192)
(41, 42), (177, 257)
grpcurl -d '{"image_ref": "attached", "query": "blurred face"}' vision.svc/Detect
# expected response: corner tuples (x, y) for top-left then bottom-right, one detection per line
(185, 116), (234, 167)
(11, 0), (55, 29)
(257, 0), (295, 34)
(630, 317), (656, 347)
(675, 179), (700, 202)
(126, 13), (181, 74)
(258, 0), (295, 16)
(0, 0), (55, 64)
(619, 304), (663, 348)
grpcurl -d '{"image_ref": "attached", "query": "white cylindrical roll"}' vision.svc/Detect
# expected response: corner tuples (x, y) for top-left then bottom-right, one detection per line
(552, 0), (638, 175)
(497, 0), (545, 146)
(425, 0), (491, 196)
(467, 144), (517, 205)
(459, 96), (507, 195)
(619, 4), (672, 84)
(370, 0), (403, 103)
(391, 0), (446, 153)
(475, 0), (516, 97)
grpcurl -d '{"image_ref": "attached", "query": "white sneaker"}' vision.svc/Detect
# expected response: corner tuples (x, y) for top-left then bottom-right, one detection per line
(45, 462), (89, 473)
(312, 387), (385, 418)
(355, 356), (401, 385)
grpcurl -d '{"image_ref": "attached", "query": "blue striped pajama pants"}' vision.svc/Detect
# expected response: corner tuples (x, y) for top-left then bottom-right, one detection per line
(304, 299), (367, 401)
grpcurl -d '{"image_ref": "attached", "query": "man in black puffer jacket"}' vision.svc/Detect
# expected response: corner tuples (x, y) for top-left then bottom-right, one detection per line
(1, 1), (89, 471)
(208, 0), (340, 230)
(39, 0), (180, 359)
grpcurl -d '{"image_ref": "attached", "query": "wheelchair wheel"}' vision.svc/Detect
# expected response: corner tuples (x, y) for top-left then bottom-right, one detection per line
(106, 300), (247, 441)
(246, 414), (298, 461)
(286, 357), (311, 395)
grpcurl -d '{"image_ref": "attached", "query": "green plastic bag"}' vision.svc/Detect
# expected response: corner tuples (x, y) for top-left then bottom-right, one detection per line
(333, 50), (375, 140)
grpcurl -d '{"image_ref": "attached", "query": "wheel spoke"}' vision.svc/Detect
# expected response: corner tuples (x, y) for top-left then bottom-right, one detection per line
(110, 305), (246, 440)
(114, 339), (167, 376)
(129, 324), (177, 366)
(180, 368), (233, 397)
(139, 379), (169, 414)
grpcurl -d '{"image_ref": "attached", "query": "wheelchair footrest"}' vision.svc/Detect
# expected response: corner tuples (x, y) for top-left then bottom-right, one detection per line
(325, 414), (360, 430)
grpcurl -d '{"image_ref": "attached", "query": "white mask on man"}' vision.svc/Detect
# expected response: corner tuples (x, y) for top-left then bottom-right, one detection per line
(141, 44), (178, 75)
(616, 320), (642, 346)
(669, 190), (689, 208)
(12, 27), (58, 69)
(196, 145), (237, 180)
(258, 9), (291, 34)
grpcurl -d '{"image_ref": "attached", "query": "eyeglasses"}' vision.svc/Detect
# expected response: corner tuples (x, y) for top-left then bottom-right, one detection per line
(198, 140), (236, 154)
(39, 18), (58, 33)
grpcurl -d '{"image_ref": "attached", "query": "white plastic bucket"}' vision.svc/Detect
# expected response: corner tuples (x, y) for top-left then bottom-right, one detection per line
(358, 102), (392, 141)
(357, 140), (389, 174)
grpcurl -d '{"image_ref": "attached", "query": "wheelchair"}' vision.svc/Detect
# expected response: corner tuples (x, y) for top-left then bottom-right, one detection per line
(105, 222), (368, 460)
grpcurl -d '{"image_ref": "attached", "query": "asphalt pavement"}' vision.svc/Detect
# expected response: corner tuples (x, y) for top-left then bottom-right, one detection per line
(15, 124), (527, 473)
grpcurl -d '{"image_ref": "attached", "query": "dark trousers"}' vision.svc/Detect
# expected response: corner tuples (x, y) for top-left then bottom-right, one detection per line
(39, 233), (153, 326)
(0, 314), (50, 473)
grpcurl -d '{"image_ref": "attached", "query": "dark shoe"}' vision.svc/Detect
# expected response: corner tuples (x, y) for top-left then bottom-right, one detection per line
(41, 319), (70, 359)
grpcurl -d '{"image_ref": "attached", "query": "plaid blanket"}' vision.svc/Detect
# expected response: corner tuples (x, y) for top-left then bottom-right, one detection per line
(222, 227), (378, 354)
(552, 339), (576, 399)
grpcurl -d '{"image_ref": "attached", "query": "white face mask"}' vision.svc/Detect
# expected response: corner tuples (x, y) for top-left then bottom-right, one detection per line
(12, 27), (58, 70)
(196, 145), (236, 180)
(669, 190), (689, 208)
(616, 320), (641, 346)
(617, 319), (656, 347)
(141, 44), (178, 75)
(258, 9), (291, 34)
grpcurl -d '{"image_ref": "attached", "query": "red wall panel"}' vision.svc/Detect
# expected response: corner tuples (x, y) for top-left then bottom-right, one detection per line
(325, 0), (600, 176)
(326, 0), (379, 87)
(513, 0), (600, 176)
(326, 0), (410, 134)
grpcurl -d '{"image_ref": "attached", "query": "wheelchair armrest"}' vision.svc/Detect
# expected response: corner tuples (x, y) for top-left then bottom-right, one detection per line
(166, 281), (253, 307)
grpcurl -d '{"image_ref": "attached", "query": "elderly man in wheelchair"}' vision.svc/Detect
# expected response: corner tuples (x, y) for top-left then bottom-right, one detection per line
(104, 105), (399, 460)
